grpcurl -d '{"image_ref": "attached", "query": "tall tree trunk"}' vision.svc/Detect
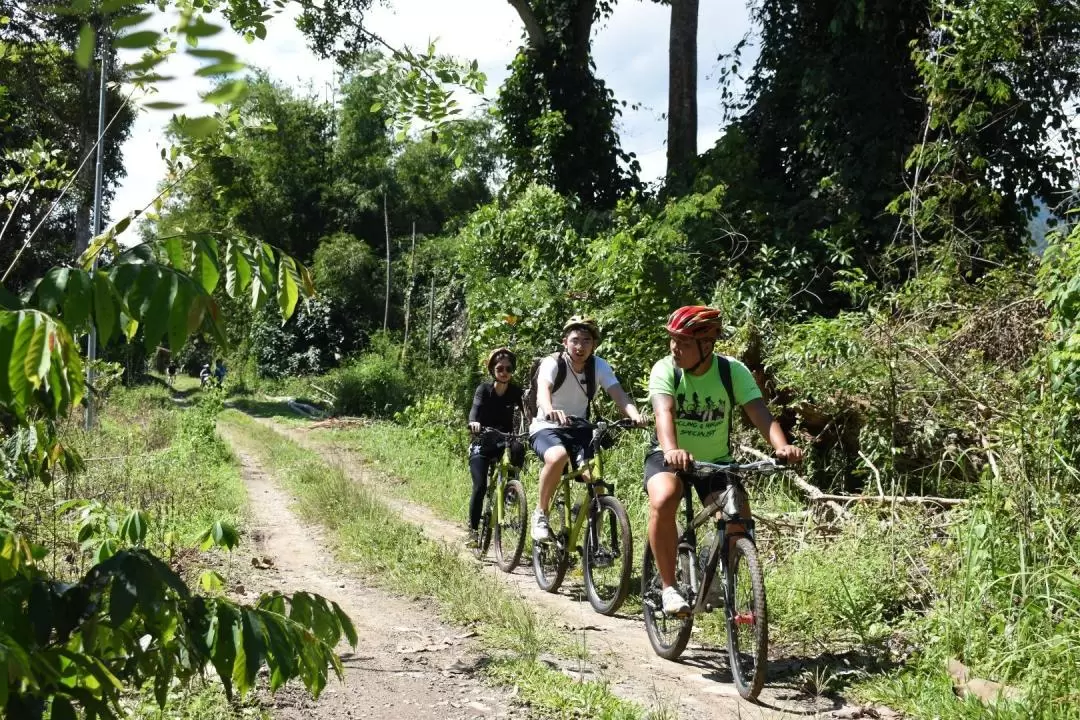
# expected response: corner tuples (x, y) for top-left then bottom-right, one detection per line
(666, 0), (699, 194)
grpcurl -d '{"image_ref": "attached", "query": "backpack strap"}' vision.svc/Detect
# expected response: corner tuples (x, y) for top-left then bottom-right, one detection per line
(716, 356), (736, 449)
(553, 352), (597, 419)
(551, 352), (568, 393)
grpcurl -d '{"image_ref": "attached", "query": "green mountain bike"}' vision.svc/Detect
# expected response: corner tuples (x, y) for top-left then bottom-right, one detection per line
(642, 458), (787, 700)
(471, 428), (530, 573)
(532, 417), (637, 616)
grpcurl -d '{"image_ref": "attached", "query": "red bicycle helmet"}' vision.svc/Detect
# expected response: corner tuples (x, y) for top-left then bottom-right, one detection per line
(665, 306), (723, 339)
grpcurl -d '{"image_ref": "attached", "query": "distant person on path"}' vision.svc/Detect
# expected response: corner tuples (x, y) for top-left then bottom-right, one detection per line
(166, 363), (177, 386)
(214, 358), (227, 386)
(199, 363), (212, 388)
(644, 305), (803, 615)
(528, 316), (644, 542)
(466, 347), (525, 546)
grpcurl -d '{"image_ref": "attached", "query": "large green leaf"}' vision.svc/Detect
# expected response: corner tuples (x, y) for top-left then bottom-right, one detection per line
(92, 271), (119, 345)
(0, 310), (84, 419)
(141, 271), (177, 352)
(276, 255), (299, 320)
(61, 270), (93, 331)
(224, 239), (252, 297)
(190, 236), (221, 294)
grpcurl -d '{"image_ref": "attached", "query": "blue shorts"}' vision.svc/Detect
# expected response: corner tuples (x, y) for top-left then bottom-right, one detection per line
(530, 426), (594, 466)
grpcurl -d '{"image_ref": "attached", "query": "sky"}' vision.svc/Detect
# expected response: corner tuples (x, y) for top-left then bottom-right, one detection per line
(112, 0), (754, 221)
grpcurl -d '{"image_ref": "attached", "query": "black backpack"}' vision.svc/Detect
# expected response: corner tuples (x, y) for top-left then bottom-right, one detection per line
(521, 352), (597, 428)
(673, 355), (737, 453)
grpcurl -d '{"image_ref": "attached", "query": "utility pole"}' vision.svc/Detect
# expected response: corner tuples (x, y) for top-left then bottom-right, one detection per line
(400, 221), (416, 364)
(426, 272), (435, 362)
(383, 191), (390, 333)
(86, 25), (109, 430)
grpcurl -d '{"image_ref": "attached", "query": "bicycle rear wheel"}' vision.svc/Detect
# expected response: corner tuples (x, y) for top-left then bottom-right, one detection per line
(725, 536), (769, 700)
(494, 477), (528, 573)
(583, 495), (632, 615)
(642, 540), (694, 659)
(532, 497), (569, 592)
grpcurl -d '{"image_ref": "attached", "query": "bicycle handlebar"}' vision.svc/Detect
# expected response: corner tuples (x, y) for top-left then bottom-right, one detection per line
(561, 416), (646, 430)
(689, 458), (788, 475)
(474, 426), (527, 441)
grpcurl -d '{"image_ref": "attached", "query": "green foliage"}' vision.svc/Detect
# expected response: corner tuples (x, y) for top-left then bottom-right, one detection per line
(699, 1), (930, 310)
(395, 394), (467, 453)
(326, 337), (410, 417)
(497, 0), (640, 209)
(1035, 221), (1080, 450)
(896, 0), (1080, 272)
(0, 386), (357, 718)
(0, 26), (136, 290)
(767, 516), (926, 648)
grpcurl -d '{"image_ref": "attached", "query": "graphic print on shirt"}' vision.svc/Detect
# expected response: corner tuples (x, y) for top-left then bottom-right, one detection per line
(677, 389), (728, 428)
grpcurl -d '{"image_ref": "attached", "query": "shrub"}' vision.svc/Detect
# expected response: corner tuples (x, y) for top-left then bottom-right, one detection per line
(395, 394), (468, 453)
(327, 352), (410, 417)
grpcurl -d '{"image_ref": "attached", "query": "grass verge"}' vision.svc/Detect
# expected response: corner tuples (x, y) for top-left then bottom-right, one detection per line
(220, 410), (646, 720)
(33, 384), (255, 719)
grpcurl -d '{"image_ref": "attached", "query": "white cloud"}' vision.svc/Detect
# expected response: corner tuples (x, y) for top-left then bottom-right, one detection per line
(112, 0), (752, 221)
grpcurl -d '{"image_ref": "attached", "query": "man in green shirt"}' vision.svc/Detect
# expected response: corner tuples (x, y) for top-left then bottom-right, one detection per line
(645, 305), (803, 615)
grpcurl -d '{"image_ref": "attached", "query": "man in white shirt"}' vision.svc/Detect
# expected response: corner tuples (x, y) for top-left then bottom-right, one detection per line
(530, 316), (644, 541)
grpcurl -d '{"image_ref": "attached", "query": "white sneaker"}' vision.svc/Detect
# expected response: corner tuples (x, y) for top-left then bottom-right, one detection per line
(532, 509), (551, 542)
(661, 586), (691, 615)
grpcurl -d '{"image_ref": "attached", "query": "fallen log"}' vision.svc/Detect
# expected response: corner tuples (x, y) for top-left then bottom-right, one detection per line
(812, 492), (966, 508)
(310, 383), (336, 402)
(736, 444), (967, 511)
(737, 445), (851, 520)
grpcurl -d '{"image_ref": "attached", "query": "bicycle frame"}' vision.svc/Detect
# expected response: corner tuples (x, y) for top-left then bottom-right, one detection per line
(480, 428), (524, 525)
(549, 420), (622, 553)
(676, 459), (778, 614)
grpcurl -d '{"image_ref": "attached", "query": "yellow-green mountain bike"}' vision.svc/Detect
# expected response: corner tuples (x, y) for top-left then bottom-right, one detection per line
(532, 417), (638, 616)
(471, 428), (530, 573)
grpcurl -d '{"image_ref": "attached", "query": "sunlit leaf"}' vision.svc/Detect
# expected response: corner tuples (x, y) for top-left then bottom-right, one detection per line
(113, 30), (162, 49)
(195, 61), (245, 77)
(187, 48), (236, 62)
(143, 101), (185, 110)
(184, 18), (223, 38)
(110, 10), (152, 30)
(175, 115), (221, 139)
(203, 80), (248, 105)
(190, 236), (221, 293)
(277, 255), (299, 320)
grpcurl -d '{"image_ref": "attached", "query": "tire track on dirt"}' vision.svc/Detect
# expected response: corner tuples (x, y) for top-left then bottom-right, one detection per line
(258, 418), (841, 720)
(218, 423), (523, 720)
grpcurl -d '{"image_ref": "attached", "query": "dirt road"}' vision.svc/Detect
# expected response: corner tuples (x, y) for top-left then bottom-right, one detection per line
(255, 419), (849, 720)
(219, 424), (523, 720)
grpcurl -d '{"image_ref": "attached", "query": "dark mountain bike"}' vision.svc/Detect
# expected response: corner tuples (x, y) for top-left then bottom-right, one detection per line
(532, 417), (638, 616)
(471, 428), (529, 573)
(641, 457), (788, 700)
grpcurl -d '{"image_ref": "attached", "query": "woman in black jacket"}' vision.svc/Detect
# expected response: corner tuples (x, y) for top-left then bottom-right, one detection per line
(466, 347), (525, 544)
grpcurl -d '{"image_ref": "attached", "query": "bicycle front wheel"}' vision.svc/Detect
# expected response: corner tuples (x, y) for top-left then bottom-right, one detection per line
(725, 536), (769, 700)
(494, 478), (528, 573)
(532, 497), (569, 593)
(583, 495), (632, 615)
(642, 541), (694, 660)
